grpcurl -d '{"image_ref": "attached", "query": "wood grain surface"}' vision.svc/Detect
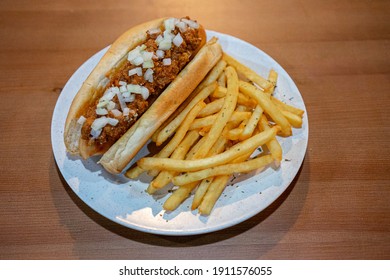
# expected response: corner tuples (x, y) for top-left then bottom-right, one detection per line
(0, 0), (389, 259)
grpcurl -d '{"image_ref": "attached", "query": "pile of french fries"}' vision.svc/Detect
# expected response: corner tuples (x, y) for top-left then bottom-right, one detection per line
(126, 52), (305, 215)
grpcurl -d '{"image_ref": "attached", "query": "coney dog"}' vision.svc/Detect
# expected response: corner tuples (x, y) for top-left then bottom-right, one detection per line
(64, 17), (222, 174)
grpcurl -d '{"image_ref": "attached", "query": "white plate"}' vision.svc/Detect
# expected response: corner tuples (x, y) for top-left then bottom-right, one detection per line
(51, 30), (308, 236)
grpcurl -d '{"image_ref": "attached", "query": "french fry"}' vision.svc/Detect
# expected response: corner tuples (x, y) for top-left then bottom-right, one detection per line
(259, 115), (282, 163)
(198, 126), (210, 136)
(223, 52), (272, 91)
(197, 97), (225, 118)
(173, 155), (273, 186)
(235, 104), (249, 112)
(125, 165), (144, 179)
(265, 69), (278, 95)
(239, 105), (263, 140)
(154, 108), (223, 208)
(189, 115), (217, 131)
(191, 133), (228, 209)
(282, 110), (303, 128)
(271, 96), (304, 117)
(191, 66), (239, 159)
(185, 136), (207, 160)
(189, 112), (251, 131)
(162, 131), (227, 211)
(197, 146), (257, 214)
(225, 105), (250, 130)
(155, 83), (217, 146)
(217, 71), (226, 87)
(163, 182), (198, 211)
(231, 149), (257, 163)
(239, 81), (292, 136)
(225, 127), (244, 140)
(156, 101), (205, 159)
(211, 86), (256, 107)
(197, 59), (227, 91)
(206, 135), (229, 157)
(151, 129), (160, 143)
(198, 175), (230, 215)
(191, 178), (214, 210)
(161, 130), (223, 211)
(147, 130), (200, 193)
(237, 93), (257, 108)
(211, 85), (227, 98)
(137, 126), (278, 172)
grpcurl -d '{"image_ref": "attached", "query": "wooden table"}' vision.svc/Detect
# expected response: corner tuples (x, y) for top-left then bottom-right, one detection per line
(1, 0), (389, 259)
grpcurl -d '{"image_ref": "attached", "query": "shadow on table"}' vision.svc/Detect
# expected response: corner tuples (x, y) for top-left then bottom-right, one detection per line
(50, 153), (309, 259)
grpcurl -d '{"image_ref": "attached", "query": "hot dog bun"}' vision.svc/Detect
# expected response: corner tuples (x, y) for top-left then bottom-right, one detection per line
(63, 17), (222, 174)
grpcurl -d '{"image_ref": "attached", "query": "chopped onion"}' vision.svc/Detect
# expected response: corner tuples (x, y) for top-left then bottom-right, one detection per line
(127, 84), (142, 94)
(122, 91), (130, 98)
(141, 51), (154, 61)
(118, 81), (127, 86)
(148, 27), (161, 34)
(90, 128), (102, 139)
(142, 60), (154, 69)
(119, 85), (127, 93)
(96, 108), (108, 115)
(164, 18), (175, 31)
(162, 58), (171, 66)
(127, 48), (141, 62)
(110, 109), (122, 117)
(155, 34), (163, 44)
(107, 118), (119, 126)
(77, 116), (86, 125)
(181, 18), (199, 29)
(173, 33), (183, 47)
(106, 101), (116, 111)
(163, 30), (175, 40)
(158, 39), (172, 50)
(116, 91), (127, 112)
(140, 86), (150, 100)
(128, 68), (138, 76)
(127, 45), (146, 61)
(91, 117), (108, 131)
(123, 107), (130, 116)
(97, 99), (109, 108)
(110, 87), (120, 94)
(175, 21), (187, 33)
(131, 56), (144, 66)
(124, 94), (135, 103)
(91, 117), (119, 131)
(156, 49), (164, 59)
(128, 67), (142, 77)
(144, 68), (154, 82)
(103, 88), (116, 100)
(90, 117), (118, 138)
